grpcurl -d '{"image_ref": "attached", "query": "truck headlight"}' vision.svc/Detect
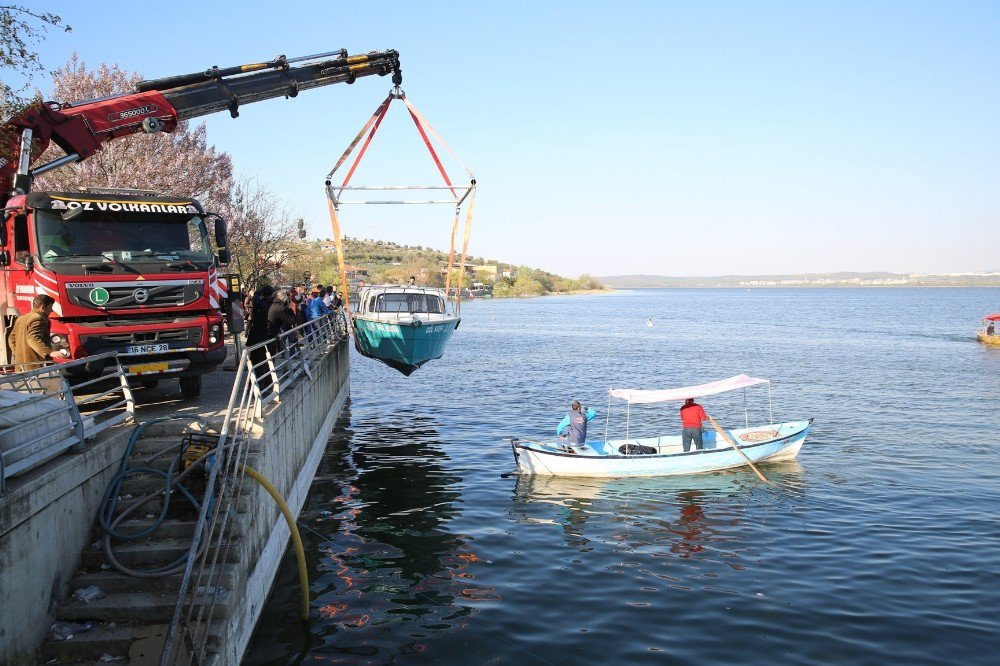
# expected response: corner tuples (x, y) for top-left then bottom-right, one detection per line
(209, 324), (222, 344)
(50, 334), (69, 350)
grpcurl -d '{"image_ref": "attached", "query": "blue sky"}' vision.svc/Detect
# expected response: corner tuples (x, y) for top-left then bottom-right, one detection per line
(22, 1), (1000, 277)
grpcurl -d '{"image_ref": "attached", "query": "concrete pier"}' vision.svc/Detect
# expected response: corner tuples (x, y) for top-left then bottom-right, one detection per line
(1, 329), (350, 664)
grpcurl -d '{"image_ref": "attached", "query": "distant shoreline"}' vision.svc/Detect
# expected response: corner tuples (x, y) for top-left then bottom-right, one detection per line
(602, 284), (1000, 289)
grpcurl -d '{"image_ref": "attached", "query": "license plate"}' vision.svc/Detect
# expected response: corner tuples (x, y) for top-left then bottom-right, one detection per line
(126, 343), (169, 354)
(129, 362), (169, 374)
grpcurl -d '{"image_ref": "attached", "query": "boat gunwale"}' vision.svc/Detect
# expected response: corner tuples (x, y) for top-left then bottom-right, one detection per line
(511, 418), (812, 461)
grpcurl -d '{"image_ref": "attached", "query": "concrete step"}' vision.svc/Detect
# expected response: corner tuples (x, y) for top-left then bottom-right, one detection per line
(55, 588), (231, 624)
(40, 622), (134, 663)
(106, 518), (202, 541)
(70, 564), (238, 595)
(80, 536), (241, 571)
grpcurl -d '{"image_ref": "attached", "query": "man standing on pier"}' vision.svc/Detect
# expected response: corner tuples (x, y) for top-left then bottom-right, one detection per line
(9, 294), (69, 371)
(680, 397), (708, 452)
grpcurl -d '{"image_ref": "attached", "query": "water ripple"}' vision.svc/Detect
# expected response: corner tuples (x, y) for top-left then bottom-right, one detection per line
(248, 288), (1000, 665)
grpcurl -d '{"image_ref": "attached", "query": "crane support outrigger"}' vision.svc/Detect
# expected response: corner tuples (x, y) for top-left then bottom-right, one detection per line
(0, 49), (401, 396)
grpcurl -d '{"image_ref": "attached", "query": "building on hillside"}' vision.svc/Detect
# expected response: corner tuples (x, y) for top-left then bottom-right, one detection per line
(344, 265), (369, 286)
(473, 265), (498, 282)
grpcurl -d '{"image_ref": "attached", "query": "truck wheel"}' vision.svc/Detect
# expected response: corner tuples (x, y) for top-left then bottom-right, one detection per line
(179, 375), (202, 398)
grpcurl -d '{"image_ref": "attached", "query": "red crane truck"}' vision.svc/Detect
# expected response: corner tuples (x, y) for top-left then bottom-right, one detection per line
(0, 49), (401, 396)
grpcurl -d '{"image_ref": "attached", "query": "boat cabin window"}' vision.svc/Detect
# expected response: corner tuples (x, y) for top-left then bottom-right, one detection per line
(373, 293), (446, 314)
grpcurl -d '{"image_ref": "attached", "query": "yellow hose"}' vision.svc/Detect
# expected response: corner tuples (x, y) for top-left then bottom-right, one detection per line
(240, 465), (310, 621)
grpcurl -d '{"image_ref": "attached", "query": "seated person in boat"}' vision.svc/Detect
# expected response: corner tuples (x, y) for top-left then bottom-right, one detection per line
(556, 401), (597, 448)
(680, 398), (708, 452)
(988, 321), (996, 336)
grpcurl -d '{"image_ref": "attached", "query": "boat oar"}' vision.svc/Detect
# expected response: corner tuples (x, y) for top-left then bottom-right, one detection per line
(706, 415), (770, 484)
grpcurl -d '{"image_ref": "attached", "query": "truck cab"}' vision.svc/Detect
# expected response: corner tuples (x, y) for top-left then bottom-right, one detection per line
(1, 189), (229, 397)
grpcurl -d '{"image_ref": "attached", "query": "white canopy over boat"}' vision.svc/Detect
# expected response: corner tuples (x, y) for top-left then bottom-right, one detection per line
(609, 374), (769, 404)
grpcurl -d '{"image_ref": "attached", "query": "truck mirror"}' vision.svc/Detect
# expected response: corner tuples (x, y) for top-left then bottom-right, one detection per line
(213, 216), (227, 248)
(217, 248), (230, 265)
(0, 250), (9, 267)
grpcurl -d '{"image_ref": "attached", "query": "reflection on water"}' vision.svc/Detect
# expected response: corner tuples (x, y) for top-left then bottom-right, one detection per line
(510, 462), (807, 582)
(247, 405), (486, 664)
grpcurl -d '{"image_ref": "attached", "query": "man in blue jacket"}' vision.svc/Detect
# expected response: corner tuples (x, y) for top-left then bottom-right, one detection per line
(306, 290), (332, 321)
(556, 401), (597, 449)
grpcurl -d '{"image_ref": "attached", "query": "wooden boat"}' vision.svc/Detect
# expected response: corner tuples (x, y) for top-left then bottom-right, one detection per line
(977, 313), (1000, 346)
(511, 374), (812, 477)
(352, 285), (460, 375)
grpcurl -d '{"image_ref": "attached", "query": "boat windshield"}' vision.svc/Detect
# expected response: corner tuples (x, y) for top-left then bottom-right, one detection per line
(372, 292), (446, 314)
(35, 209), (214, 264)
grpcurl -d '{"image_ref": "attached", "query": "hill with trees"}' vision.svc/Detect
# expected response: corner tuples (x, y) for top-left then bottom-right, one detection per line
(281, 237), (606, 297)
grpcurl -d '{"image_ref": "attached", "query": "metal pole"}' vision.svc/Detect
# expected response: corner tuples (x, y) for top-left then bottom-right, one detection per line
(626, 401), (631, 440)
(767, 381), (773, 426)
(604, 392), (611, 444)
(743, 388), (749, 429)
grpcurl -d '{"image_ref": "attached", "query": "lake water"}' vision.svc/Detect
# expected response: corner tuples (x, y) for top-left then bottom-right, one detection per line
(247, 288), (1000, 664)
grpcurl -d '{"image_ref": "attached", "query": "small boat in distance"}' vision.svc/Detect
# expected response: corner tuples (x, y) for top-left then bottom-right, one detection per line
(352, 285), (460, 375)
(510, 374), (812, 478)
(977, 313), (1000, 346)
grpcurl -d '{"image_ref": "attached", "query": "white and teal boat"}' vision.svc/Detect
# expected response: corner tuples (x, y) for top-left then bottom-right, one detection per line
(352, 285), (460, 375)
(511, 374), (812, 478)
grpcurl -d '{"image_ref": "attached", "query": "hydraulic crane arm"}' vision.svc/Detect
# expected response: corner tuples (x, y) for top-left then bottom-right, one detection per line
(1, 49), (402, 195)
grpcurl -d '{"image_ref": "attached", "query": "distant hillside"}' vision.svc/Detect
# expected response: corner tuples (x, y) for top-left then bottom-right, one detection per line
(284, 238), (606, 297)
(600, 272), (1000, 288)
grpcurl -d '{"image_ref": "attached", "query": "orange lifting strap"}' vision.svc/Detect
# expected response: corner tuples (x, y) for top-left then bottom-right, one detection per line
(324, 90), (476, 323)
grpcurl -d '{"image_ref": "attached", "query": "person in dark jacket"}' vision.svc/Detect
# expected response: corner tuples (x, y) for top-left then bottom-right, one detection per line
(267, 290), (296, 337)
(556, 401), (597, 450)
(245, 285), (274, 388)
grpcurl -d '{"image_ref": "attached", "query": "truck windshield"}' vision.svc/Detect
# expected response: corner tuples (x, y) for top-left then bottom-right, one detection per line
(35, 209), (214, 264)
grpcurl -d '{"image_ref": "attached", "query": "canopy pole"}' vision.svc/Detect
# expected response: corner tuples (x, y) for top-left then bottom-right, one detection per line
(444, 206), (459, 297)
(604, 392), (611, 444)
(743, 388), (749, 429)
(625, 401), (631, 440)
(453, 186), (476, 316)
(767, 381), (773, 426)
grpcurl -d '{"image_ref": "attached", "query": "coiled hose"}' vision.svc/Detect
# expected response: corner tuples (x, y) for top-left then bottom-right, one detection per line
(98, 417), (212, 577)
(98, 419), (311, 619)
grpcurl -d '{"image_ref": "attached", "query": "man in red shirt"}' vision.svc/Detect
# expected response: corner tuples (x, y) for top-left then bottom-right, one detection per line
(680, 397), (708, 452)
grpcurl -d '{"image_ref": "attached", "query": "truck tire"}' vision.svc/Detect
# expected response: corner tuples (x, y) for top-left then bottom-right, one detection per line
(179, 375), (202, 398)
(140, 378), (159, 389)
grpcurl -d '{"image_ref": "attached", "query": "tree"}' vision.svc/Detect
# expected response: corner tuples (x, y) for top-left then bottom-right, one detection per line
(224, 177), (301, 291)
(33, 56), (234, 212)
(0, 5), (70, 119)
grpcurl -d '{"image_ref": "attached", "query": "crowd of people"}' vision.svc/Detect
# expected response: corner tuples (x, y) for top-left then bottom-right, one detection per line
(236, 283), (346, 387)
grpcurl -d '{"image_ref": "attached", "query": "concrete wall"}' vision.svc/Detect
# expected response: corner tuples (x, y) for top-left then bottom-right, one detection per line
(218, 338), (350, 664)
(0, 426), (133, 664)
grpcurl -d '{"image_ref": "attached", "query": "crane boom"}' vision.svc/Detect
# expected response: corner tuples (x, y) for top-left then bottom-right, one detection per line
(1, 49), (402, 195)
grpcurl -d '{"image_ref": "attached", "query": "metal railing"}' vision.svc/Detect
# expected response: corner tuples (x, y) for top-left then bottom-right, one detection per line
(161, 312), (346, 664)
(0, 353), (135, 493)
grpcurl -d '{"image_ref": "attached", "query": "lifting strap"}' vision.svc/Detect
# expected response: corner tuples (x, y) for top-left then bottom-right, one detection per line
(324, 89), (476, 316)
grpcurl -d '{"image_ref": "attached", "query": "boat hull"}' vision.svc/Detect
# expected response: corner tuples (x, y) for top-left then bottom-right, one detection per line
(512, 420), (812, 477)
(353, 316), (459, 375)
(977, 333), (1000, 346)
